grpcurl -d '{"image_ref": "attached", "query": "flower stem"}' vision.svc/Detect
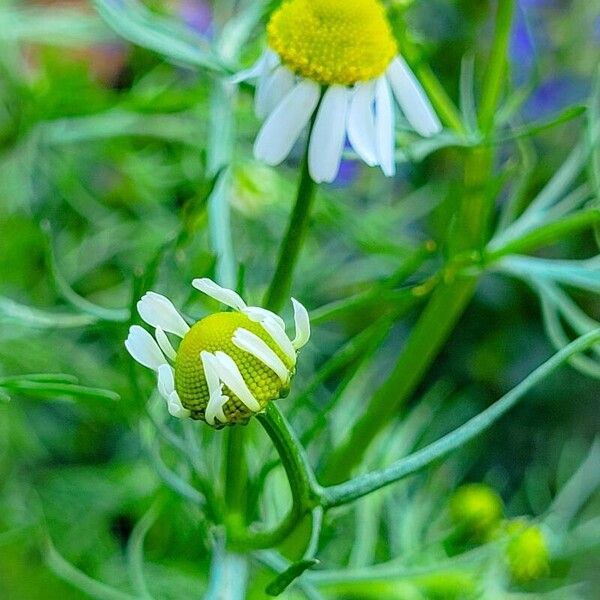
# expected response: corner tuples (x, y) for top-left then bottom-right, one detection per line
(479, 0), (516, 135)
(229, 404), (321, 550)
(263, 143), (317, 312)
(224, 426), (248, 529)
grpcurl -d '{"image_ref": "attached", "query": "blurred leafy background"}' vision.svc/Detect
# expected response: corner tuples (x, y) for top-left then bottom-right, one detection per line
(0, 0), (599, 598)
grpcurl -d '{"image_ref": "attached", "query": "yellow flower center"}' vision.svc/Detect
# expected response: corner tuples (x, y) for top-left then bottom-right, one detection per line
(267, 0), (397, 86)
(174, 312), (293, 426)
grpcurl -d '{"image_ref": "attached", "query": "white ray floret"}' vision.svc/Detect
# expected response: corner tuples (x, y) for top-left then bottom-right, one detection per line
(235, 49), (442, 183)
(125, 326), (167, 371)
(256, 66), (296, 119)
(232, 328), (289, 384)
(254, 79), (321, 166)
(231, 49), (279, 85)
(257, 317), (296, 364)
(213, 351), (262, 412)
(155, 327), (176, 361)
(243, 306), (286, 330)
(291, 298), (311, 350)
(201, 351), (229, 425)
(137, 292), (190, 338)
(157, 365), (191, 419)
(192, 278), (247, 311)
(386, 57), (442, 138)
(157, 363), (175, 400)
(347, 81), (378, 167)
(167, 391), (190, 419)
(375, 76), (395, 177)
(309, 85), (351, 184)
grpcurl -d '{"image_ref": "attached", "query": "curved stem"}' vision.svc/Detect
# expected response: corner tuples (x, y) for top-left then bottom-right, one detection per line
(229, 404), (322, 550)
(263, 143), (317, 312)
(479, 0), (516, 135)
(321, 329), (600, 508)
(257, 403), (322, 509)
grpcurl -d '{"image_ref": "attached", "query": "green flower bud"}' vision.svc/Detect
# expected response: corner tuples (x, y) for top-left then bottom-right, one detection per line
(449, 483), (504, 542)
(505, 520), (550, 583)
(125, 278), (311, 428)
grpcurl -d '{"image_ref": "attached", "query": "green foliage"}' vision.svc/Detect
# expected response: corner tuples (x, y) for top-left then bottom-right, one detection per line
(0, 0), (599, 599)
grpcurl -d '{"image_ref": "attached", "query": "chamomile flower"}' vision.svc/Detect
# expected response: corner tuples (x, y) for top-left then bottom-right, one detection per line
(125, 279), (310, 428)
(234, 0), (442, 183)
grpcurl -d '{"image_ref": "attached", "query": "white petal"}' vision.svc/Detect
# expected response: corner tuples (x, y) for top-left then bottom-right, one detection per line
(243, 306), (286, 330)
(125, 326), (167, 371)
(232, 328), (289, 384)
(308, 85), (350, 183)
(213, 351), (261, 412)
(375, 77), (396, 177)
(291, 298), (311, 350)
(201, 351), (229, 426)
(254, 79), (321, 166)
(157, 363), (175, 400)
(155, 327), (176, 361)
(259, 317), (296, 364)
(137, 292), (189, 338)
(167, 391), (191, 419)
(387, 57), (442, 138)
(347, 82), (378, 167)
(192, 278), (247, 311)
(230, 50), (278, 84)
(256, 66), (296, 119)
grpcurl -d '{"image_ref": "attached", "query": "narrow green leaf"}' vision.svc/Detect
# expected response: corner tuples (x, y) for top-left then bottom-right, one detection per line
(92, 0), (227, 73)
(0, 296), (97, 328)
(266, 559), (320, 596)
(0, 380), (120, 402)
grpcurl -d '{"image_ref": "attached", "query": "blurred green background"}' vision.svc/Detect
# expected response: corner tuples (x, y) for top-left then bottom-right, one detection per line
(0, 0), (599, 598)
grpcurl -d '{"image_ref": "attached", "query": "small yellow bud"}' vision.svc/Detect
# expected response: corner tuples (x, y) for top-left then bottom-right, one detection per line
(449, 483), (504, 541)
(175, 312), (293, 425)
(505, 520), (550, 583)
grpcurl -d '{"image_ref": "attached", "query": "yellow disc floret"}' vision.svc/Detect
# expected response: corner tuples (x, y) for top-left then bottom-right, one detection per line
(267, 0), (398, 86)
(174, 312), (294, 426)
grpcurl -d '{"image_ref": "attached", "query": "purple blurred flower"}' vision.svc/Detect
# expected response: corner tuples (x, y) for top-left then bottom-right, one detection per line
(523, 75), (588, 120)
(333, 159), (360, 187)
(510, 5), (536, 85)
(179, 0), (213, 37)
(594, 16), (600, 44)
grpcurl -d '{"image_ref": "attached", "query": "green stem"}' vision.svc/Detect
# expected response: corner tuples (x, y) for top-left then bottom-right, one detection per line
(321, 329), (600, 507)
(258, 404), (321, 509)
(321, 1), (516, 484)
(479, 0), (516, 135)
(263, 144), (317, 312)
(485, 208), (600, 262)
(229, 404), (321, 550)
(321, 276), (477, 484)
(224, 427), (248, 529)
